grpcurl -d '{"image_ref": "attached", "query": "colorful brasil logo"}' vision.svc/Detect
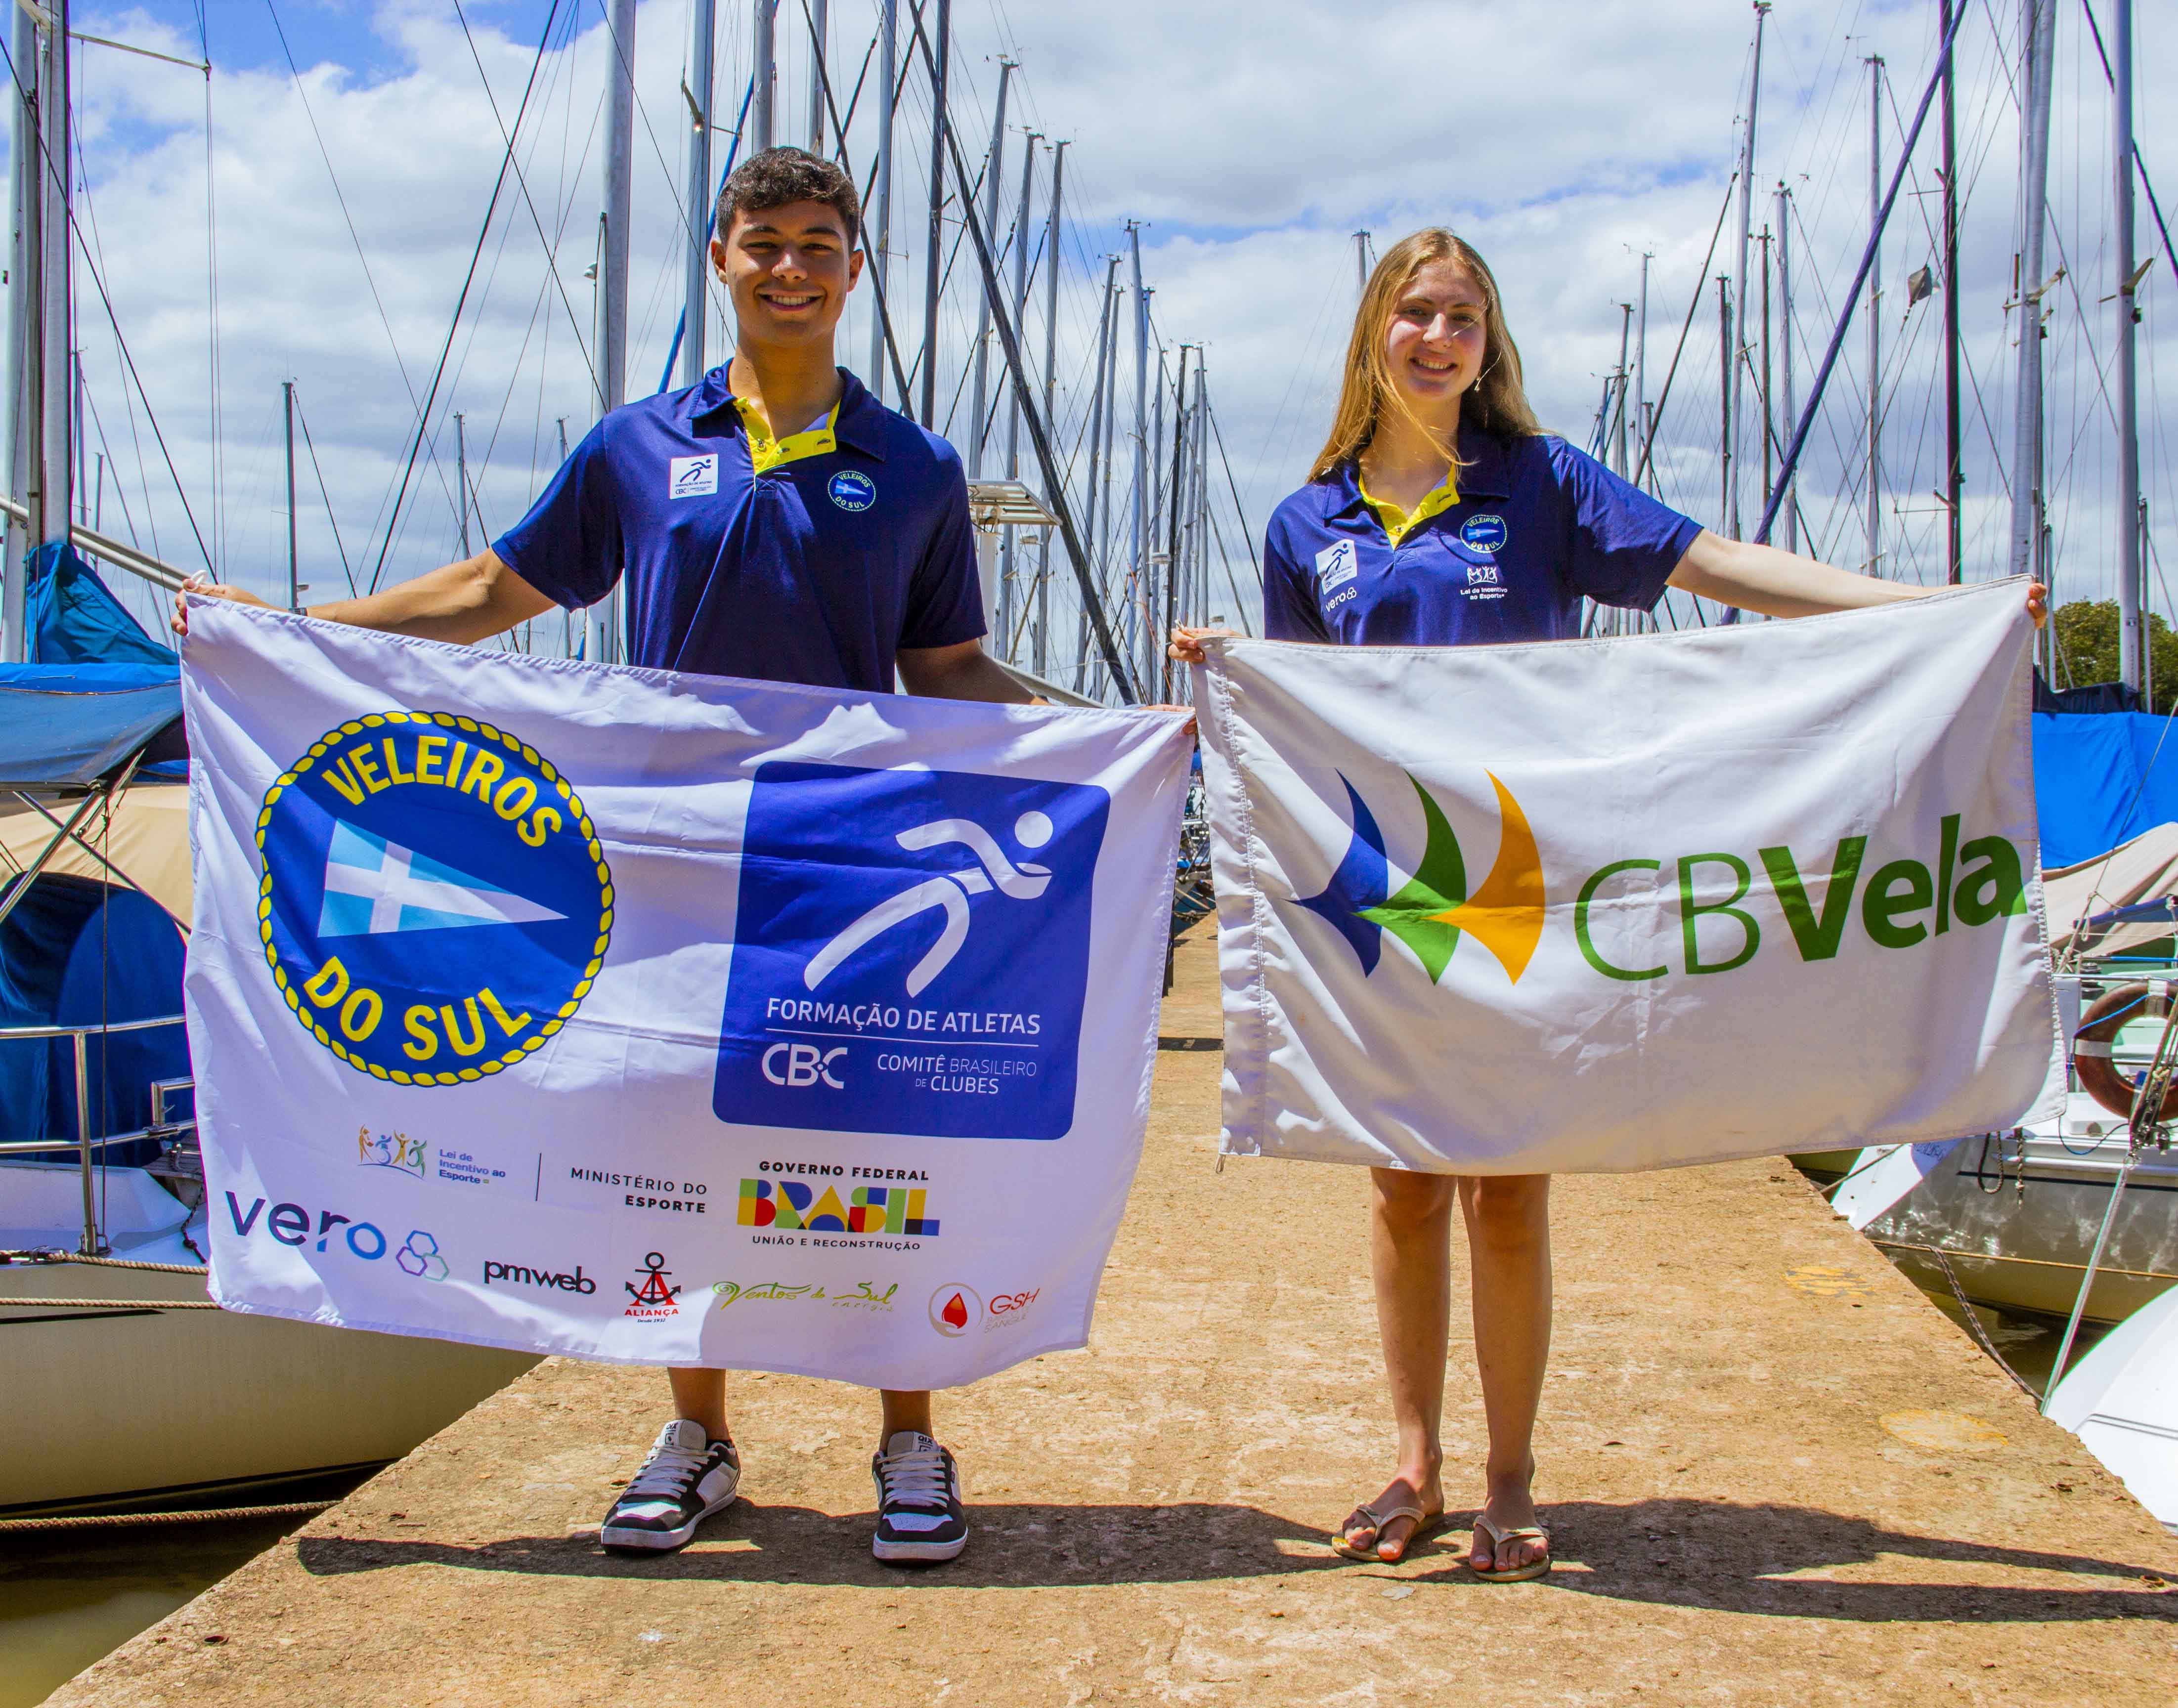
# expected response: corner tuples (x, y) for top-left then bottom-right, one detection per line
(737, 1179), (940, 1236)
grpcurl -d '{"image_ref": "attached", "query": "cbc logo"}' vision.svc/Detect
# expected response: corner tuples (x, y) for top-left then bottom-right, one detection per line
(762, 1041), (847, 1089)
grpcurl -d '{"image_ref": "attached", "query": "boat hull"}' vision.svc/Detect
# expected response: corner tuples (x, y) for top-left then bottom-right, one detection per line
(0, 1260), (535, 1513)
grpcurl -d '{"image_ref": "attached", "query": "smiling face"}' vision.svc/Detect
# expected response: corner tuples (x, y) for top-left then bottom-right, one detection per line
(1382, 258), (1490, 415)
(714, 199), (864, 354)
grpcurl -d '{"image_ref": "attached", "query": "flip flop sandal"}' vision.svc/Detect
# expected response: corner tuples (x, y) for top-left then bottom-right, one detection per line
(1331, 1499), (1448, 1562)
(1469, 1513), (1552, 1582)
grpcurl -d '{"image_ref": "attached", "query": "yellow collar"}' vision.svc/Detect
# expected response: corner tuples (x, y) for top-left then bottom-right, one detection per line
(733, 396), (840, 474)
(1358, 467), (1461, 546)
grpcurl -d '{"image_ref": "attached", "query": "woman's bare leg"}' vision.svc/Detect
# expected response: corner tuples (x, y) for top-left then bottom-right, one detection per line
(1342, 1166), (1456, 1561)
(1457, 1173), (1552, 1574)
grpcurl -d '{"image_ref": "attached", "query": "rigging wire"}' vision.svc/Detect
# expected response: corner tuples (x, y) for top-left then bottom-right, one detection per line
(291, 388), (357, 600)
(366, 0), (563, 594)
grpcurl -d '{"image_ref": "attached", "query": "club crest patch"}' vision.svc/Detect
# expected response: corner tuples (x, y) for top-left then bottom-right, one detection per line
(828, 470), (877, 512)
(1460, 514), (1508, 554)
(1315, 538), (1358, 593)
(669, 454), (718, 499)
(255, 713), (613, 1086)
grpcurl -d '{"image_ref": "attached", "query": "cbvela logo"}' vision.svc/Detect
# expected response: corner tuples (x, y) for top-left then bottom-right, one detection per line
(928, 1284), (982, 1337)
(1294, 770), (1544, 984)
(738, 1178), (939, 1237)
(355, 1125), (425, 1178)
(623, 1251), (682, 1319)
(1314, 538), (1358, 593)
(483, 1258), (596, 1294)
(828, 469), (876, 512)
(223, 1193), (445, 1281)
(1297, 771), (2031, 990)
(254, 712), (610, 1088)
(715, 763), (1106, 1141)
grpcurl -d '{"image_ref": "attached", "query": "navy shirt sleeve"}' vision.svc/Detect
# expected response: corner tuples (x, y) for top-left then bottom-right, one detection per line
(490, 422), (624, 609)
(1262, 499), (1330, 641)
(1544, 438), (1703, 612)
(897, 441), (987, 650)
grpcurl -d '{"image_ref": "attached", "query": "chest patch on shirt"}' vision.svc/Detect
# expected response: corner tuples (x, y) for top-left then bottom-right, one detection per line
(1461, 557), (1505, 599)
(1460, 514), (1507, 554)
(1455, 514), (1507, 553)
(669, 454), (718, 500)
(829, 469), (876, 512)
(1315, 539), (1358, 593)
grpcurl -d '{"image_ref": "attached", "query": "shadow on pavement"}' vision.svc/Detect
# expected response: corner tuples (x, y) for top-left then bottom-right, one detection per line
(295, 1494), (2178, 1621)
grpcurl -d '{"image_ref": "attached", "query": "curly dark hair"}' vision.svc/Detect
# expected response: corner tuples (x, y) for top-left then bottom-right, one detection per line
(715, 146), (861, 244)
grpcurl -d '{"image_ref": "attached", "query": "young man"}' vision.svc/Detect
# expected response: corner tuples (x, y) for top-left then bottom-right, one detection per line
(175, 147), (1037, 1565)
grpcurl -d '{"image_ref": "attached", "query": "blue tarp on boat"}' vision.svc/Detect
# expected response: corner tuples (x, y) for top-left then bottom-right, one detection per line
(0, 545), (183, 789)
(2033, 711), (2178, 869)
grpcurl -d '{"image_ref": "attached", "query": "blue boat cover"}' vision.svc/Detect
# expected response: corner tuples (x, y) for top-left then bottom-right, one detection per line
(2033, 711), (2178, 869)
(0, 545), (182, 789)
(26, 540), (175, 669)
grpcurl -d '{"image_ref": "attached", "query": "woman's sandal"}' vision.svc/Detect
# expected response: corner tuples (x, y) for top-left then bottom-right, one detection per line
(1331, 1498), (1449, 1562)
(1469, 1513), (1552, 1582)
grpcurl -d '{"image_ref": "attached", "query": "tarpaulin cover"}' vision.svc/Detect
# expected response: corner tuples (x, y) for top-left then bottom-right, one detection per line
(0, 662), (183, 790)
(2032, 711), (2178, 869)
(26, 540), (175, 670)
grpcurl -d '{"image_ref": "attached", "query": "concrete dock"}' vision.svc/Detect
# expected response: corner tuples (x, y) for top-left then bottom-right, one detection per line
(49, 928), (2178, 1706)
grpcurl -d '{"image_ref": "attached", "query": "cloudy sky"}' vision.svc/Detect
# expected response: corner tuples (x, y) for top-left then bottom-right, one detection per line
(31, 0), (2178, 676)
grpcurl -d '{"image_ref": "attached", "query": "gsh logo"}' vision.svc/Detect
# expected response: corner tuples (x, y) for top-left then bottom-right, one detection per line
(761, 1041), (847, 1088)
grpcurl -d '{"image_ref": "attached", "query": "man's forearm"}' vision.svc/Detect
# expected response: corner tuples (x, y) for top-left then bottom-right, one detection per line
(307, 551), (555, 643)
(897, 640), (1042, 704)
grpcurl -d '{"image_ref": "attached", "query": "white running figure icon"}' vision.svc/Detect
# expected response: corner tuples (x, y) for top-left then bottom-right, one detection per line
(803, 811), (1054, 997)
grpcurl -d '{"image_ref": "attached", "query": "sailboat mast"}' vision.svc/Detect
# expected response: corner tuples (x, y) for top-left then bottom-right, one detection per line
(998, 130), (1040, 659)
(38, 0), (70, 557)
(588, 0), (637, 666)
(455, 412), (471, 558)
(965, 61), (1013, 480)
(0, 0), (35, 658)
(1717, 275), (1731, 532)
(1866, 53), (1883, 577)
(680, 0), (716, 387)
(2010, 0), (2054, 609)
(1633, 250), (1650, 490)
(1940, 0), (1963, 583)
(1035, 139), (1065, 678)
(2113, 0), (2143, 690)
(1129, 223), (1148, 689)
(919, 0), (949, 427)
(1729, 0), (1769, 539)
(751, 0), (777, 152)
(1080, 255), (1117, 694)
(1776, 183), (1796, 554)
(284, 381), (298, 610)
(806, 0), (828, 152)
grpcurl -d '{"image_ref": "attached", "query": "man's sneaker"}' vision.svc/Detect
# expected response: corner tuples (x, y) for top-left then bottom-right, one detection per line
(871, 1430), (968, 1563)
(599, 1420), (740, 1552)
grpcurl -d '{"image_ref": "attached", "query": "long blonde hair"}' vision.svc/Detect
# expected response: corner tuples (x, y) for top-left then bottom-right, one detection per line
(1309, 228), (1540, 483)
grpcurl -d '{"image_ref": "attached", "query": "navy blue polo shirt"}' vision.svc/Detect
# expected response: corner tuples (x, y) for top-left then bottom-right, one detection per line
(493, 367), (985, 690)
(1262, 426), (1702, 647)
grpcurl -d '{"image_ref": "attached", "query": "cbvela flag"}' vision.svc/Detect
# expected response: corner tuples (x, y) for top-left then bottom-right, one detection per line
(1192, 580), (2060, 1175)
(182, 600), (1190, 1387)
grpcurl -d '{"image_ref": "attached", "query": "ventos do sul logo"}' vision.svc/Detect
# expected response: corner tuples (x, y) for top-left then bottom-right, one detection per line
(256, 712), (612, 1086)
(715, 762), (1108, 1140)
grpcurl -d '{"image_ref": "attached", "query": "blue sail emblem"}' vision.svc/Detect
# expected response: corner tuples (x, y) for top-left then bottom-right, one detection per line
(316, 821), (567, 939)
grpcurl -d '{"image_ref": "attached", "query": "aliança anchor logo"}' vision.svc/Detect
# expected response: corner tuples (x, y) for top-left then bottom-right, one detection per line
(624, 1251), (682, 1320)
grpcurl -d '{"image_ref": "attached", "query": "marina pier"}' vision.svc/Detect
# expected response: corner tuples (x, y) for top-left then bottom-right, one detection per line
(42, 929), (2178, 1706)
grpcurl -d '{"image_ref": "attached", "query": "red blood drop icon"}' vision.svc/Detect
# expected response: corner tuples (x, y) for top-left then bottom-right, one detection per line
(942, 1291), (968, 1329)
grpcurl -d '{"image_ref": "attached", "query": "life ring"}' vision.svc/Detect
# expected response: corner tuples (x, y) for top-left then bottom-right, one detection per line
(2072, 982), (2178, 1121)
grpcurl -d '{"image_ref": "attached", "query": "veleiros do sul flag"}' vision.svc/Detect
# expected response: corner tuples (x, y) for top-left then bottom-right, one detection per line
(181, 599), (1190, 1388)
(1192, 580), (2061, 1175)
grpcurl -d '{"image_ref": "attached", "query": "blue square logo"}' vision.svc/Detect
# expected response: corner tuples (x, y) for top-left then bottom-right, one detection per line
(714, 762), (1108, 1140)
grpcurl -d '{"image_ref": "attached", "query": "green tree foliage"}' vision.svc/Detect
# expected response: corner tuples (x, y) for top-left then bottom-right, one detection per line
(2051, 599), (2178, 712)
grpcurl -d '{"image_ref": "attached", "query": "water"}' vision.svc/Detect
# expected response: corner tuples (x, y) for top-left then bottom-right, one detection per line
(0, 1473), (370, 1708)
(1914, 1281), (2111, 1398)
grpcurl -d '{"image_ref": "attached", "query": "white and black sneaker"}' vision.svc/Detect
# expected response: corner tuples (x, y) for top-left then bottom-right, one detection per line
(871, 1430), (968, 1563)
(599, 1420), (741, 1552)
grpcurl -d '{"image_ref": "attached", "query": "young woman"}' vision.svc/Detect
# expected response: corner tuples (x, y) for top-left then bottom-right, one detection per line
(1171, 227), (2044, 1582)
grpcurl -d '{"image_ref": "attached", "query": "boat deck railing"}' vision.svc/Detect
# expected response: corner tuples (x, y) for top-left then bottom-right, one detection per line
(0, 1014), (191, 1255)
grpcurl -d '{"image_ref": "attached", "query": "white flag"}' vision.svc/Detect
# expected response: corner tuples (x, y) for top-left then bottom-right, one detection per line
(1193, 580), (2059, 1175)
(182, 601), (1190, 1388)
